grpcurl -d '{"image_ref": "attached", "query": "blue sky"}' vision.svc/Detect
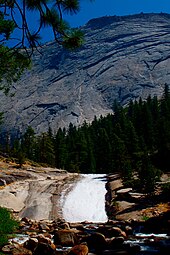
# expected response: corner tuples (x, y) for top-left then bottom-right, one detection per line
(66, 0), (170, 27)
(9, 0), (170, 46)
(42, 0), (170, 43)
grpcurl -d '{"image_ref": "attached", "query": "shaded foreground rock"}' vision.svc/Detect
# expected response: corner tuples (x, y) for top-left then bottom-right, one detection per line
(1, 214), (170, 255)
(105, 173), (170, 221)
(68, 244), (88, 255)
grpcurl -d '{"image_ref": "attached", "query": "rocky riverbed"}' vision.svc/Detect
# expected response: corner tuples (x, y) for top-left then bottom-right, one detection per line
(0, 159), (170, 255)
(2, 213), (170, 255)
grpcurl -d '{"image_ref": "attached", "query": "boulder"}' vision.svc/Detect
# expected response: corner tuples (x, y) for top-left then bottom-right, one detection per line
(33, 242), (57, 255)
(53, 229), (78, 247)
(97, 226), (127, 238)
(67, 244), (88, 255)
(24, 238), (38, 252)
(0, 178), (6, 186)
(37, 234), (53, 245)
(39, 222), (50, 231)
(116, 188), (132, 200)
(2, 244), (32, 255)
(83, 232), (107, 252)
(109, 236), (125, 249)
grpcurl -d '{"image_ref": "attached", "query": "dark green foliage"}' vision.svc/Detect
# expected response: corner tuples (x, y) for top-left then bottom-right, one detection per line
(0, 45), (30, 94)
(161, 182), (170, 200)
(0, 11), (30, 93)
(0, 1), (91, 93)
(137, 152), (161, 193)
(36, 132), (55, 166)
(0, 85), (170, 192)
(0, 207), (19, 247)
(21, 126), (36, 160)
(1, 0), (86, 52)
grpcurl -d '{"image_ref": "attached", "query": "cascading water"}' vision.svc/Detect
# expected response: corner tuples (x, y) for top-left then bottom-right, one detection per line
(61, 174), (108, 223)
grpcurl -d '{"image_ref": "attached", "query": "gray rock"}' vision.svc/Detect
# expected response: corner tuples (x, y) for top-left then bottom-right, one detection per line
(0, 178), (6, 186)
(0, 13), (170, 134)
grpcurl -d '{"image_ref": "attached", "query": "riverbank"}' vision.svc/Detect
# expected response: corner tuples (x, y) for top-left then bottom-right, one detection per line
(0, 158), (170, 222)
(105, 173), (170, 221)
(0, 159), (80, 220)
(2, 212), (170, 255)
(0, 158), (170, 254)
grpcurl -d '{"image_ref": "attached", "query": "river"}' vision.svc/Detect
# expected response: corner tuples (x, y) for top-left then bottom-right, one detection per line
(61, 174), (108, 223)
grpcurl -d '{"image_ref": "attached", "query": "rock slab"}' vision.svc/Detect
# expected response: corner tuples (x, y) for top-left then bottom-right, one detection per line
(0, 13), (170, 133)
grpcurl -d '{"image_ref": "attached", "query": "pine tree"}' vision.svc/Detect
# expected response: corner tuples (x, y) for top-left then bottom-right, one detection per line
(21, 126), (35, 160)
(54, 127), (68, 169)
(37, 132), (55, 166)
(157, 84), (170, 171)
(138, 152), (161, 193)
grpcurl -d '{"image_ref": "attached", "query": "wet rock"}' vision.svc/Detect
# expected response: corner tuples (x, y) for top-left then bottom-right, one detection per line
(2, 243), (32, 255)
(53, 229), (78, 246)
(83, 232), (107, 252)
(67, 244), (88, 255)
(69, 223), (84, 231)
(124, 243), (141, 255)
(2, 244), (16, 254)
(33, 242), (56, 255)
(59, 222), (70, 230)
(0, 178), (6, 186)
(24, 238), (38, 252)
(37, 234), (53, 245)
(22, 217), (31, 224)
(157, 239), (170, 255)
(39, 222), (50, 231)
(124, 226), (133, 235)
(102, 250), (129, 255)
(98, 226), (127, 239)
(109, 236), (125, 249)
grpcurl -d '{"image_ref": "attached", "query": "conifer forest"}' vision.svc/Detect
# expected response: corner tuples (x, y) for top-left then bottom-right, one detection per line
(0, 85), (170, 192)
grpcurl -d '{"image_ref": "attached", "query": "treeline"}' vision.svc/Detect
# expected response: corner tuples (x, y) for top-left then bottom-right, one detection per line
(0, 85), (170, 192)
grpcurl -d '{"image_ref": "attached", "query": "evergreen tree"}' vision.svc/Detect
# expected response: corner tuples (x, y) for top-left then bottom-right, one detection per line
(138, 152), (161, 193)
(37, 132), (55, 166)
(111, 133), (128, 173)
(157, 84), (170, 171)
(54, 127), (68, 169)
(0, 11), (30, 93)
(95, 127), (112, 173)
(0, 1), (93, 92)
(21, 126), (36, 160)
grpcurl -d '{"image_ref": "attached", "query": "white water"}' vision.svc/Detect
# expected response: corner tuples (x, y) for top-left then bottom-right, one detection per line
(62, 174), (108, 223)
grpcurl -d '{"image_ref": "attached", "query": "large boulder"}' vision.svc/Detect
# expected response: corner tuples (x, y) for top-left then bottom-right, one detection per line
(33, 242), (57, 255)
(53, 229), (78, 247)
(83, 232), (107, 252)
(67, 244), (88, 255)
(2, 244), (32, 255)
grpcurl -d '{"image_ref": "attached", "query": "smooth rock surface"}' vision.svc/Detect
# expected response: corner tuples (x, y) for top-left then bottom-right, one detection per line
(0, 13), (170, 134)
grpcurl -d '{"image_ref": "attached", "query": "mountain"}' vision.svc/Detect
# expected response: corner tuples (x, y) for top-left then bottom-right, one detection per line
(0, 13), (170, 134)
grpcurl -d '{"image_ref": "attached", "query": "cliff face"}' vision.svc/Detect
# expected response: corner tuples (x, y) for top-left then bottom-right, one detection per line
(0, 13), (170, 134)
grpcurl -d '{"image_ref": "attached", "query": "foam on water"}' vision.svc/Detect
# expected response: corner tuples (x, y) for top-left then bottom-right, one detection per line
(62, 174), (108, 223)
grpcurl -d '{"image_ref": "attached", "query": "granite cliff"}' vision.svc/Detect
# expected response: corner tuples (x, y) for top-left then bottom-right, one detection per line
(0, 13), (170, 134)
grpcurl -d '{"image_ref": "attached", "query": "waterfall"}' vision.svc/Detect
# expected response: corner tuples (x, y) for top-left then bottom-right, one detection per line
(61, 174), (108, 223)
